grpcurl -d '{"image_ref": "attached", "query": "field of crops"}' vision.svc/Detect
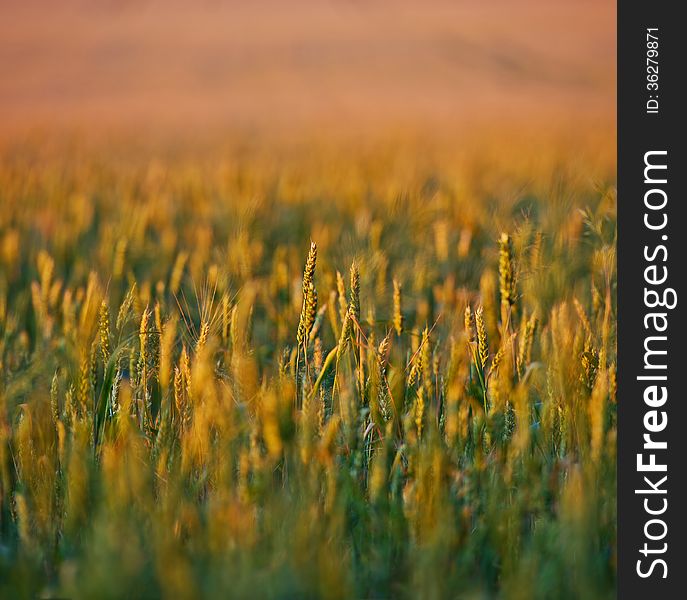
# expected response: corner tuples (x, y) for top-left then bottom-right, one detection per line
(0, 133), (616, 598)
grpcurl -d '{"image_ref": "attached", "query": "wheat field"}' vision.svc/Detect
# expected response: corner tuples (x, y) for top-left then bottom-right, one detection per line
(0, 132), (616, 598)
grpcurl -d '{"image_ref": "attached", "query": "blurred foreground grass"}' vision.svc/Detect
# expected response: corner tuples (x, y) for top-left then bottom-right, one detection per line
(0, 134), (616, 598)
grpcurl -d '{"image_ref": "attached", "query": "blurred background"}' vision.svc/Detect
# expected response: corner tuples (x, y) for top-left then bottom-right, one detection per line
(1, 0), (615, 144)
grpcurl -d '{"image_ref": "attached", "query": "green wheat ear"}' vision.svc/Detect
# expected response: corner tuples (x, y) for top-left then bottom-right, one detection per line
(498, 232), (516, 308)
(393, 278), (403, 336)
(98, 300), (111, 363)
(297, 242), (318, 349)
(476, 305), (489, 370)
(349, 260), (360, 323)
